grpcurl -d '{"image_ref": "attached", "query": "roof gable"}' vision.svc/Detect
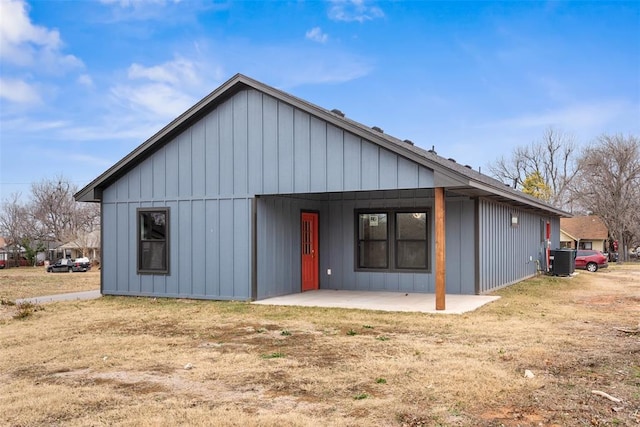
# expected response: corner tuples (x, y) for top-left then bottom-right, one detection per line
(75, 73), (569, 217)
(560, 216), (608, 240)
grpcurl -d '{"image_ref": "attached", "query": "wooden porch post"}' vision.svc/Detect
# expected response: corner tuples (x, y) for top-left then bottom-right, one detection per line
(435, 187), (446, 310)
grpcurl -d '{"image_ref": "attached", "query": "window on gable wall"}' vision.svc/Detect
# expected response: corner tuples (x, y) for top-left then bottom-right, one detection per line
(138, 208), (169, 274)
(356, 210), (429, 271)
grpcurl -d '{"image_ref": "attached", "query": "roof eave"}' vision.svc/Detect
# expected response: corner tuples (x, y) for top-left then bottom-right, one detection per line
(74, 73), (573, 218)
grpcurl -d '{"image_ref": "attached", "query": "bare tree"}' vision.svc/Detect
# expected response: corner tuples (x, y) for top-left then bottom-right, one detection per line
(571, 134), (640, 261)
(30, 176), (100, 245)
(489, 127), (579, 209)
(0, 193), (27, 263)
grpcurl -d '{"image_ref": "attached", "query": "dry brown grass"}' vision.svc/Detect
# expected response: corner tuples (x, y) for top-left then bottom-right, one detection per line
(0, 266), (99, 300)
(1, 265), (638, 426)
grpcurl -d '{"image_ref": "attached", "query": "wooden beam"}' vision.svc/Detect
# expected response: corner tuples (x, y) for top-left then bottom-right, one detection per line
(435, 187), (446, 310)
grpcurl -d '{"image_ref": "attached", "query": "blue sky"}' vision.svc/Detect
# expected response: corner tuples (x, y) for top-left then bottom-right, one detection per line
(1, 0), (638, 200)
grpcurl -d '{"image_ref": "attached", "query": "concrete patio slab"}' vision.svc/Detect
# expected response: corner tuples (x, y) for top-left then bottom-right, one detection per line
(252, 289), (500, 314)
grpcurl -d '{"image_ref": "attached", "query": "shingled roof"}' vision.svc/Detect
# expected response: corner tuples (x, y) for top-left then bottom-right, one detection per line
(76, 74), (570, 218)
(560, 216), (609, 240)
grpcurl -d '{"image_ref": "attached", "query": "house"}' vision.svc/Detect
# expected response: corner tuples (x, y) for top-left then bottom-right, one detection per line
(57, 230), (101, 262)
(0, 237), (27, 268)
(76, 74), (568, 309)
(560, 216), (609, 252)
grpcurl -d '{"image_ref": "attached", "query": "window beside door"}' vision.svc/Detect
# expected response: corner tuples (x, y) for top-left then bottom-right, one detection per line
(356, 210), (429, 272)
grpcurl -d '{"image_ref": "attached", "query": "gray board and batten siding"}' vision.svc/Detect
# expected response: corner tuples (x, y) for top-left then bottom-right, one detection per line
(86, 74), (568, 301)
(102, 88), (439, 300)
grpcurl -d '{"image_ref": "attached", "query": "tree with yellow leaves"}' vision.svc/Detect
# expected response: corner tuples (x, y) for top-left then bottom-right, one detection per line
(522, 171), (552, 202)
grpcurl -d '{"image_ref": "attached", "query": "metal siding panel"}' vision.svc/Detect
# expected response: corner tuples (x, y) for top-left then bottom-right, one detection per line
(165, 200), (179, 295)
(219, 101), (234, 196)
(233, 91), (249, 196)
(205, 199), (220, 296)
(294, 109), (311, 193)
(460, 199), (476, 294)
(102, 203), (117, 293)
(342, 201), (357, 288)
(397, 156), (419, 188)
(178, 201), (192, 295)
(103, 185), (117, 203)
(247, 90), (263, 195)
(379, 149), (398, 189)
(384, 273), (399, 292)
(205, 110), (220, 197)
(191, 199), (206, 295)
(326, 124), (344, 191)
(478, 200), (485, 292)
(178, 131), (192, 197)
(262, 96), (279, 193)
(116, 203), (129, 293)
(318, 205), (330, 288)
(152, 149), (166, 199)
(140, 274), (153, 294)
(361, 141), (379, 190)
(127, 166), (140, 201)
(327, 200), (345, 288)
(309, 117), (327, 192)
(256, 198), (270, 299)
(192, 121), (206, 197)
(129, 203), (143, 294)
(551, 216), (560, 248)
(343, 133), (361, 190)
(278, 102), (294, 193)
(418, 166), (434, 187)
(274, 199), (287, 295)
(152, 274), (165, 295)
(115, 174), (129, 202)
(165, 140), (179, 198)
(219, 199), (234, 297)
(288, 201), (299, 294)
(398, 274), (414, 292)
(414, 272), (428, 292)
(445, 200), (462, 293)
(476, 198), (546, 293)
(233, 199), (250, 299)
(139, 158), (153, 200)
(358, 272), (371, 290)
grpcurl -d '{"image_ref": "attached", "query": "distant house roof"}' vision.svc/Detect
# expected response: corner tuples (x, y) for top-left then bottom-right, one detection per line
(75, 74), (570, 218)
(560, 216), (608, 240)
(58, 230), (100, 250)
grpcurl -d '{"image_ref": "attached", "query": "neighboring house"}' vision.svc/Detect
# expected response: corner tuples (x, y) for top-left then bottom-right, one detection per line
(76, 74), (568, 308)
(0, 237), (6, 268)
(0, 237), (27, 268)
(57, 230), (101, 261)
(560, 216), (609, 252)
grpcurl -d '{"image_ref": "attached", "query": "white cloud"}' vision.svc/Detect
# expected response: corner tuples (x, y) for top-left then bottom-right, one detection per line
(128, 56), (199, 86)
(328, 0), (384, 23)
(0, 0), (60, 62)
(110, 55), (213, 119)
(305, 27), (328, 43)
(0, 77), (41, 104)
(77, 74), (94, 88)
(0, 0), (83, 72)
(111, 82), (195, 118)
(491, 101), (632, 130)
(99, 0), (181, 7)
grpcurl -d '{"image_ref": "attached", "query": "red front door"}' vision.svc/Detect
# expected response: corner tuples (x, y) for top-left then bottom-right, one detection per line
(301, 212), (319, 291)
